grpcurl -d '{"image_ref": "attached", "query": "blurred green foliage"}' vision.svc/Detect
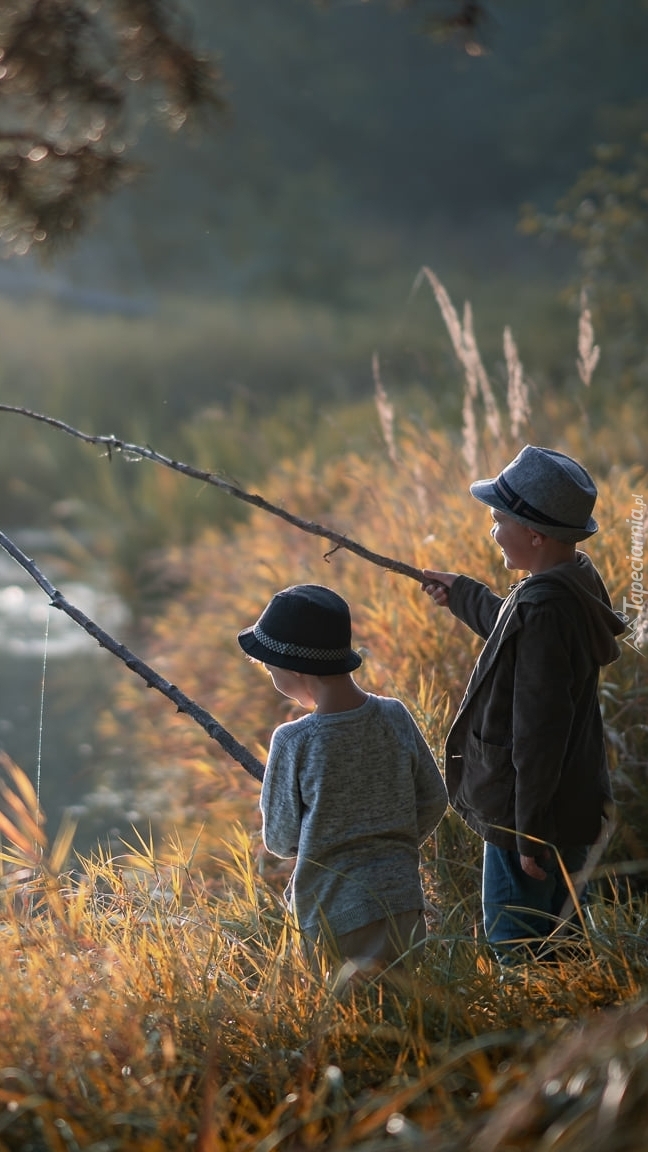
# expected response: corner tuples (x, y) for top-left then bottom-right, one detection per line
(0, 273), (613, 596)
(520, 104), (648, 393)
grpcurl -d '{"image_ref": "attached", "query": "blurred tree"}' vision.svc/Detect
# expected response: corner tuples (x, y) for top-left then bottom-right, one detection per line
(2, 0), (646, 301)
(0, 0), (496, 263)
(314, 0), (493, 55)
(0, 0), (224, 256)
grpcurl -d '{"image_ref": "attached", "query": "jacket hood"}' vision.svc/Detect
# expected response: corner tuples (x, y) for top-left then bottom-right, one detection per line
(519, 551), (625, 666)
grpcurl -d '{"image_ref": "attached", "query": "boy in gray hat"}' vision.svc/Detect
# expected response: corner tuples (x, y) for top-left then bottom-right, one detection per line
(238, 583), (448, 975)
(422, 445), (625, 964)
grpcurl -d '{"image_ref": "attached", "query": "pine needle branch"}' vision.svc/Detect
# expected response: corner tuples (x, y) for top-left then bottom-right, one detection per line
(0, 528), (265, 783)
(0, 404), (428, 584)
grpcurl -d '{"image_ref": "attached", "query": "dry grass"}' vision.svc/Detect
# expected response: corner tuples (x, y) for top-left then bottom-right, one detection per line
(0, 767), (646, 1151)
(0, 275), (646, 1148)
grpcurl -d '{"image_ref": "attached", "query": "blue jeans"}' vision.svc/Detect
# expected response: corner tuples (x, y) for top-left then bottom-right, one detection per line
(482, 842), (590, 963)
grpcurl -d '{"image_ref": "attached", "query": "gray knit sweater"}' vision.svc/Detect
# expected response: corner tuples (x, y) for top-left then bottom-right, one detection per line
(260, 694), (448, 941)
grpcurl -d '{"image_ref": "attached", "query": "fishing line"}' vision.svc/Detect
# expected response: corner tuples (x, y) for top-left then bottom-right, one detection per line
(36, 604), (50, 828)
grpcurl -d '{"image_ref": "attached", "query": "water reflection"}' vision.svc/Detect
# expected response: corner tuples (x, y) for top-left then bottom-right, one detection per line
(0, 579), (128, 656)
(0, 533), (132, 854)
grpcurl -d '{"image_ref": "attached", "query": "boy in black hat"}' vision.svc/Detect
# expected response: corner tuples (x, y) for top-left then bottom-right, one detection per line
(422, 445), (625, 964)
(238, 583), (448, 974)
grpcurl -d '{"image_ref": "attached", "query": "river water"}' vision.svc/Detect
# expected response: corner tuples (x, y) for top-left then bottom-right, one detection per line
(0, 531), (132, 857)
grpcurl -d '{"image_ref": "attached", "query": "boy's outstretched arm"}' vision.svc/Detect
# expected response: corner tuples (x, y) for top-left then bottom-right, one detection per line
(421, 570), (459, 609)
(422, 570), (503, 639)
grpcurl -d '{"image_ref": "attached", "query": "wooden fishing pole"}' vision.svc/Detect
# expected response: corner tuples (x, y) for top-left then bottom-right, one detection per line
(0, 529), (266, 783)
(0, 406), (442, 781)
(0, 404), (429, 584)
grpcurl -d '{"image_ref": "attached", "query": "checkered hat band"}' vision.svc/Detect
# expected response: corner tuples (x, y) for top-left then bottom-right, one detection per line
(253, 623), (350, 662)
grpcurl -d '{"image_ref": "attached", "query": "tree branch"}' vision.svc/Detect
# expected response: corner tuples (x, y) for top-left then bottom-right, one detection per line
(0, 528), (265, 783)
(0, 405), (428, 583)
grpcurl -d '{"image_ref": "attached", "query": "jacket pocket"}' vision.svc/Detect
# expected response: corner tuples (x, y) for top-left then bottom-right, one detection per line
(457, 730), (515, 827)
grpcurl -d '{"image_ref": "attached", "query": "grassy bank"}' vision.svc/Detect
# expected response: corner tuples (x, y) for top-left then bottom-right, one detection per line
(0, 276), (646, 1150)
(0, 794), (646, 1151)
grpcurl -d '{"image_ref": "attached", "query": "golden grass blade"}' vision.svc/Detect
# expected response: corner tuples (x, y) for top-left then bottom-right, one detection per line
(0, 770), (47, 852)
(0, 781), (45, 837)
(0, 753), (40, 814)
(415, 265), (464, 362)
(372, 352), (399, 466)
(462, 382), (479, 478)
(416, 266), (501, 467)
(0, 809), (42, 857)
(504, 324), (532, 437)
(577, 288), (600, 386)
(48, 811), (79, 875)
(462, 301), (501, 441)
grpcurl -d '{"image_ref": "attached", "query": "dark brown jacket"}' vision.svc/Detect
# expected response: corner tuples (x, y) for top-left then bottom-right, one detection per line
(444, 553), (625, 855)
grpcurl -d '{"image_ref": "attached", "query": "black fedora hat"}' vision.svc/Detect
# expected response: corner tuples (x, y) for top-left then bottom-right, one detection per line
(470, 445), (599, 543)
(238, 584), (362, 675)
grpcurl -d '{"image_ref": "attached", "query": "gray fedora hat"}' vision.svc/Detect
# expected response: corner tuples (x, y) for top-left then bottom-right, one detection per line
(470, 445), (598, 543)
(238, 584), (362, 675)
